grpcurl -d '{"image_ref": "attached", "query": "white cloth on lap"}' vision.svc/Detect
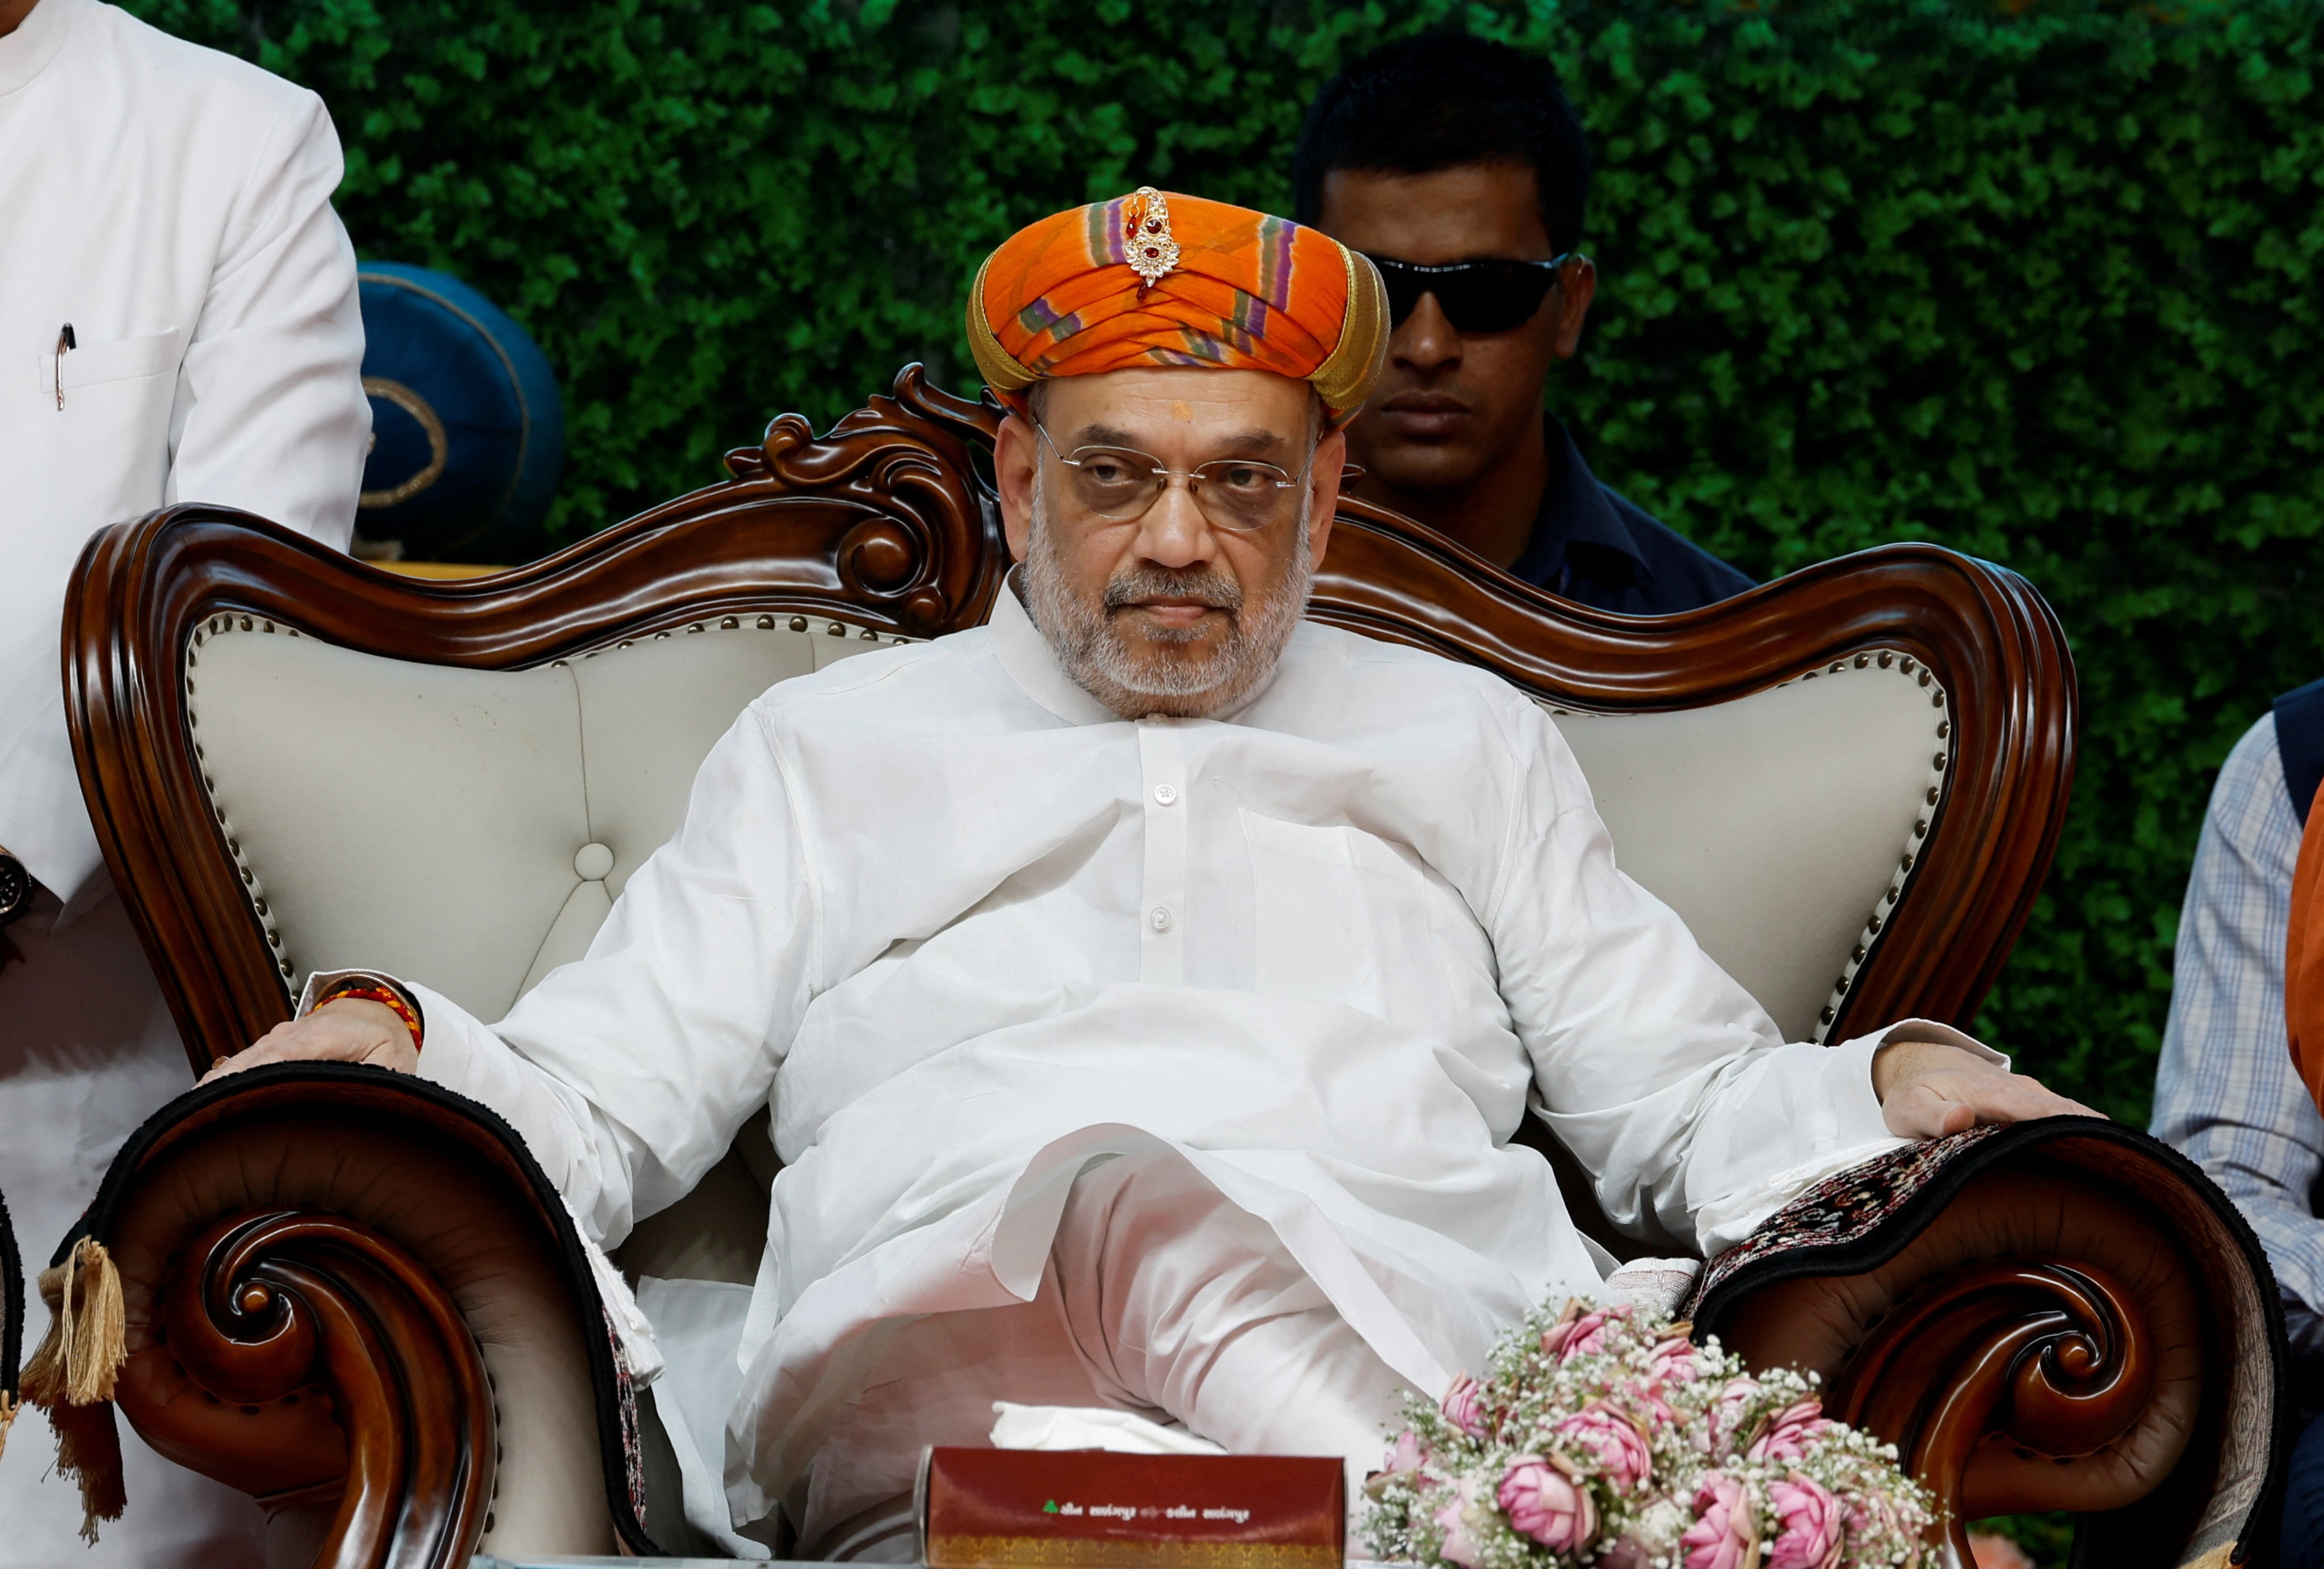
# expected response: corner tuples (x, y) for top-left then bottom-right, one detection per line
(989, 1403), (1226, 1455)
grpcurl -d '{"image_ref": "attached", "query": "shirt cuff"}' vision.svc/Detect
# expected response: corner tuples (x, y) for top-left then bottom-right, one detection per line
(299, 968), (469, 1093)
(1873, 1016), (2011, 1071)
(1826, 1018), (2011, 1145)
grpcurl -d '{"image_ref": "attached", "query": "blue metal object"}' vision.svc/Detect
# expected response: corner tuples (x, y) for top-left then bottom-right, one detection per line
(356, 262), (565, 561)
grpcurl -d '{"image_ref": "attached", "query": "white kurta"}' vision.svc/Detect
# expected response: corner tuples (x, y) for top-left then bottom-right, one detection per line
(0, 1), (366, 1558)
(389, 584), (1985, 1533)
(1, 0), (367, 897)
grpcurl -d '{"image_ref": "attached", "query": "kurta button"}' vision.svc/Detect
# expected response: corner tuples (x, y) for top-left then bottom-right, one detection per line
(573, 842), (615, 881)
(1149, 906), (1173, 932)
(1153, 784), (1178, 806)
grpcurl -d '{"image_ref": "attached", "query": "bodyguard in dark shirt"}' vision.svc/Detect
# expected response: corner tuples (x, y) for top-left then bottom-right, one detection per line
(1295, 33), (1752, 615)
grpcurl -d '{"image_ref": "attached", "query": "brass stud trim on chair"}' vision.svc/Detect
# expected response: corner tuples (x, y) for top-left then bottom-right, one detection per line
(1799, 650), (1952, 1044)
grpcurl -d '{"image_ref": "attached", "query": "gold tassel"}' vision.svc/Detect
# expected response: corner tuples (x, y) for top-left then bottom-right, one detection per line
(22, 1238), (125, 1407)
(0, 1389), (17, 1466)
(22, 1238), (129, 1542)
(47, 1397), (125, 1542)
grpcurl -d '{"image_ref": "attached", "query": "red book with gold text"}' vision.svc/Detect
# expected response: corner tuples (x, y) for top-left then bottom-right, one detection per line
(917, 1446), (1346, 1568)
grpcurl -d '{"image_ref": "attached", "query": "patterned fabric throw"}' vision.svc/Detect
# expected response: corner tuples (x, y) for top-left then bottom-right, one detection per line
(966, 186), (1389, 426)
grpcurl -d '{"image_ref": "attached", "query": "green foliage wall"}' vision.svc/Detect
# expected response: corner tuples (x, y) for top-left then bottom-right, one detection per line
(127, 0), (2322, 1131)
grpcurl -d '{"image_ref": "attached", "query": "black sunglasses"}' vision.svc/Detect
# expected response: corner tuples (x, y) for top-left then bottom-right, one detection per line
(1364, 253), (1574, 334)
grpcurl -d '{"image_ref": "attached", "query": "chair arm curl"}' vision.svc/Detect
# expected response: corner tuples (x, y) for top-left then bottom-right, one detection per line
(30, 1065), (654, 1566)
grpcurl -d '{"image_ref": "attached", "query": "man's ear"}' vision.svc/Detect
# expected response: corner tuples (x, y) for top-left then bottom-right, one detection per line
(1549, 256), (1598, 360)
(1305, 426), (1346, 573)
(995, 413), (1037, 562)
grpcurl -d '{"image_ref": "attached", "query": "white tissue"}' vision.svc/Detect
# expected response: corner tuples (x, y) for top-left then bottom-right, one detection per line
(989, 1402), (1228, 1456)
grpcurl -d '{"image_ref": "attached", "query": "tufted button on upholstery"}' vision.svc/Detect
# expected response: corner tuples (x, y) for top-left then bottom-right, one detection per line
(572, 842), (615, 881)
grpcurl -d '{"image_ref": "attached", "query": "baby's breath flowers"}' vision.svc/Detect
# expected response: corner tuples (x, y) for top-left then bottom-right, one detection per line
(1360, 1298), (1937, 1569)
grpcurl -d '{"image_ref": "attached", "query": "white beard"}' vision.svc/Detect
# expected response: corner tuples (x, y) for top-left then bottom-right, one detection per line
(1022, 477), (1313, 720)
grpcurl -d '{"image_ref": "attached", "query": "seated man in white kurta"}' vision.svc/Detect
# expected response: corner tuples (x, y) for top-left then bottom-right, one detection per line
(211, 188), (2090, 1559)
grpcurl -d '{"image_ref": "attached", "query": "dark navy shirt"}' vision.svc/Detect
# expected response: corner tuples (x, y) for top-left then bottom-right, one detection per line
(1506, 417), (1754, 614)
(2276, 676), (2324, 825)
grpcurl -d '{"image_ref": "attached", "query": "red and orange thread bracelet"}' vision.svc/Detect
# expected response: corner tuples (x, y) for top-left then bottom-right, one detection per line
(314, 978), (424, 1054)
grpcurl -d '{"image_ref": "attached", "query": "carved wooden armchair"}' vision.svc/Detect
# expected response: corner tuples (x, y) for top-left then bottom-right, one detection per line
(33, 369), (2286, 1567)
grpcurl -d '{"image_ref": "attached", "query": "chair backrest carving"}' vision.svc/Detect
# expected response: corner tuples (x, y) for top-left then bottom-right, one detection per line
(67, 365), (2074, 1075)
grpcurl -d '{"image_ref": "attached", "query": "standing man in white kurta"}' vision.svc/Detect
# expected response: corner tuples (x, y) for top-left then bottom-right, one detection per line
(0, 0), (368, 1557)
(213, 190), (2086, 1559)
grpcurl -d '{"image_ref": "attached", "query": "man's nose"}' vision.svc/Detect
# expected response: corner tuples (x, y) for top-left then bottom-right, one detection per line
(1390, 292), (1461, 375)
(1132, 477), (1218, 570)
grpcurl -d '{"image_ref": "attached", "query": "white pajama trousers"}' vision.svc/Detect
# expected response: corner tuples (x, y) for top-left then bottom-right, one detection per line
(793, 1149), (1410, 1560)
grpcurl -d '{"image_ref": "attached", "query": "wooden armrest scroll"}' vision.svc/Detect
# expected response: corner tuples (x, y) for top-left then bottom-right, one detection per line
(39, 1064), (657, 1566)
(1830, 1259), (2155, 1563)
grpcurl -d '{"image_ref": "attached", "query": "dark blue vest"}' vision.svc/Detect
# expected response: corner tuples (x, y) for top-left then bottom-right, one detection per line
(2277, 677), (2324, 826)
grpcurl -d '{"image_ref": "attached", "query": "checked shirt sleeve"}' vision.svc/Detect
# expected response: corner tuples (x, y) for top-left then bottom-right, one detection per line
(2151, 713), (2324, 1362)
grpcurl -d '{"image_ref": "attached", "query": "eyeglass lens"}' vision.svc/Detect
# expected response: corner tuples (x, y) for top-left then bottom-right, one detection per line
(1062, 446), (1298, 531)
(1368, 256), (1566, 334)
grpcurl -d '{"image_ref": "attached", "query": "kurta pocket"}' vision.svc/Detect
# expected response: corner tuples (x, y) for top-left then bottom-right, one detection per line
(36, 325), (186, 397)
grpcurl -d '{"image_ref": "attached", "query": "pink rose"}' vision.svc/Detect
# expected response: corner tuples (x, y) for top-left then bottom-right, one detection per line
(1594, 1538), (1651, 1569)
(1439, 1373), (1487, 1438)
(1680, 1473), (1759, 1569)
(1554, 1307), (1618, 1362)
(1649, 1333), (1703, 1386)
(1767, 1473), (1844, 1569)
(1364, 1429), (1429, 1500)
(1496, 1454), (1598, 1554)
(1701, 1377), (1763, 1456)
(1433, 1491), (1485, 1568)
(1747, 1399), (1835, 1466)
(1538, 1301), (1586, 1357)
(1556, 1403), (1654, 1495)
(1622, 1374), (1679, 1428)
(1846, 1493), (1922, 1566)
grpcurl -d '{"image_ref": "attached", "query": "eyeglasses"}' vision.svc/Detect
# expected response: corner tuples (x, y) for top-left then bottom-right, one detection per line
(1364, 253), (1574, 334)
(1033, 421), (1312, 532)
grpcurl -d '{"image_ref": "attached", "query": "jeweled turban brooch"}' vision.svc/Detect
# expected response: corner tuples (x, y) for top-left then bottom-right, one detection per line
(1127, 186), (1180, 292)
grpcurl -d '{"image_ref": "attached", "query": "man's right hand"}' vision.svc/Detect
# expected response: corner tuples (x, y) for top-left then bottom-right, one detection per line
(200, 998), (418, 1084)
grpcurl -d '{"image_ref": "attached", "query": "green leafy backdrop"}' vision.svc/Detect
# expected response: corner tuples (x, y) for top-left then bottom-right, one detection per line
(119, 0), (2324, 1555)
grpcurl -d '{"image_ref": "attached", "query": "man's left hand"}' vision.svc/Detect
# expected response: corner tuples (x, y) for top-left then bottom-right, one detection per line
(1873, 1037), (2100, 1139)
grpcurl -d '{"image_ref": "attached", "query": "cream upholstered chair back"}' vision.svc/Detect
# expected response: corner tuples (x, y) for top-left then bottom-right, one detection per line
(191, 617), (913, 1027)
(184, 611), (1948, 1048)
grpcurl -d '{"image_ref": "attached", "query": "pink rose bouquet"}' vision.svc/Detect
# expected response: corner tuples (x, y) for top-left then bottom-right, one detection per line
(1361, 1297), (1936, 1569)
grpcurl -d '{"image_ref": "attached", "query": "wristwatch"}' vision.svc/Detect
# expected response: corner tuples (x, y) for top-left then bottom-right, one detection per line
(0, 846), (29, 927)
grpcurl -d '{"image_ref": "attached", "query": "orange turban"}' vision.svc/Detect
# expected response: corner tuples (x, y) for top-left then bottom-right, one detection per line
(966, 187), (1389, 427)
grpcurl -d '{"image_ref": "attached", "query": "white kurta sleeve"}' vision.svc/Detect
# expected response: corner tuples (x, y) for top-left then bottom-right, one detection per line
(1484, 699), (1984, 1256)
(164, 88), (368, 545)
(323, 705), (821, 1250)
